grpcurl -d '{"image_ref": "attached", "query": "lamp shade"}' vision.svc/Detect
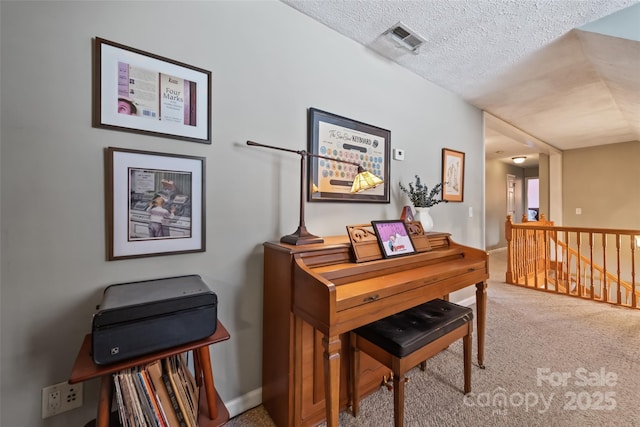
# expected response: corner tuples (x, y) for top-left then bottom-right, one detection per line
(351, 170), (384, 193)
(512, 156), (526, 164)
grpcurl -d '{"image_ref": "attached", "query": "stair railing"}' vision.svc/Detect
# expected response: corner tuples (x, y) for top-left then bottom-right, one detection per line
(505, 215), (639, 309)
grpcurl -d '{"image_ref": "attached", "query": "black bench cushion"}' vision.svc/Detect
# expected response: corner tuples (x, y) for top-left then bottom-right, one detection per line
(354, 299), (473, 358)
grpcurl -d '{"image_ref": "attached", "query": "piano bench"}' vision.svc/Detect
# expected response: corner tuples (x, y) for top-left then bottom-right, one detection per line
(350, 299), (473, 427)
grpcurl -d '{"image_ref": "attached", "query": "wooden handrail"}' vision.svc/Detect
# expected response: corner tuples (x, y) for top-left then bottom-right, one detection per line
(556, 240), (638, 302)
(505, 215), (639, 309)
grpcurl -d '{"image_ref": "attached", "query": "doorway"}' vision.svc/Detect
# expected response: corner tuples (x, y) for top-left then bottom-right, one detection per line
(507, 174), (516, 219)
(526, 177), (540, 220)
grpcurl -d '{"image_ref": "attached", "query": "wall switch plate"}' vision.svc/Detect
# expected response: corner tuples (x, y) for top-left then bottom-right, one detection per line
(575, 208), (582, 215)
(393, 148), (405, 160)
(42, 381), (82, 418)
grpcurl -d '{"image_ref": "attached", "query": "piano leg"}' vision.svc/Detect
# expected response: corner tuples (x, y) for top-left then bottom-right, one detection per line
(476, 281), (487, 369)
(323, 334), (342, 427)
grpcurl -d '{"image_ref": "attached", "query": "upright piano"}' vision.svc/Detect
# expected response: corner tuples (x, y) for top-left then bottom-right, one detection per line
(262, 230), (489, 427)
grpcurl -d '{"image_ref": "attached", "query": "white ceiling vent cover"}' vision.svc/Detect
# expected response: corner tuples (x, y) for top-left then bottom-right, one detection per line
(384, 22), (426, 53)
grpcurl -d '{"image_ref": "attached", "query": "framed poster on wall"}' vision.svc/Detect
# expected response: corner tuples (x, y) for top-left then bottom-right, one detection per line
(94, 37), (212, 143)
(308, 108), (390, 203)
(106, 147), (206, 260)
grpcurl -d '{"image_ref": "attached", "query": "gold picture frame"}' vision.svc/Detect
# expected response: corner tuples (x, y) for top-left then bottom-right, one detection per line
(442, 148), (465, 202)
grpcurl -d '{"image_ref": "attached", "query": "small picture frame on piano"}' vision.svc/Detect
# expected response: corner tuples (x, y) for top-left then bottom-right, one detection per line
(371, 220), (417, 258)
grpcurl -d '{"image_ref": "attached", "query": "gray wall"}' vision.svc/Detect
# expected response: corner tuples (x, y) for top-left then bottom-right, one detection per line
(563, 141), (640, 229)
(0, 2), (485, 426)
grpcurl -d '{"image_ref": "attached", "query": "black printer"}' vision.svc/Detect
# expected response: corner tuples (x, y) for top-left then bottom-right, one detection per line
(92, 274), (217, 365)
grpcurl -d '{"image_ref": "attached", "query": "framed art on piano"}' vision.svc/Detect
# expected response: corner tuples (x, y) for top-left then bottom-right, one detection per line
(371, 220), (416, 258)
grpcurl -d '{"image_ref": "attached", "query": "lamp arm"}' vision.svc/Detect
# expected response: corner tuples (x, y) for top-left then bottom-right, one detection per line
(245, 139), (381, 243)
(246, 140), (304, 156)
(246, 140), (323, 245)
(247, 140), (364, 172)
(306, 152), (365, 173)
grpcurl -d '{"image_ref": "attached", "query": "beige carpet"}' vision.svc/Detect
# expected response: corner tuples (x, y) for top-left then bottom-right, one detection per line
(227, 249), (640, 426)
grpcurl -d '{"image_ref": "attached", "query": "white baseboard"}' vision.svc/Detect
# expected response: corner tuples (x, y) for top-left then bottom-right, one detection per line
(224, 387), (263, 419)
(488, 247), (507, 254)
(454, 295), (476, 307)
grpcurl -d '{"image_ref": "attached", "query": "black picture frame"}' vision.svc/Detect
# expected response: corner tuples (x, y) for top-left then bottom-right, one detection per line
(308, 108), (390, 203)
(371, 220), (416, 258)
(94, 37), (212, 143)
(106, 147), (206, 260)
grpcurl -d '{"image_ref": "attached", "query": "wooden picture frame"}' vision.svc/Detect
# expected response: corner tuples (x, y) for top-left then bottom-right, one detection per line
(308, 108), (390, 203)
(371, 220), (416, 258)
(106, 147), (205, 260)
(442, 148), (465, 202)
(94, 37), (212, 143)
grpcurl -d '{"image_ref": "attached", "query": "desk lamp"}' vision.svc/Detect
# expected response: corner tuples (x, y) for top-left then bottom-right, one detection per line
(247, 140), (383, 245)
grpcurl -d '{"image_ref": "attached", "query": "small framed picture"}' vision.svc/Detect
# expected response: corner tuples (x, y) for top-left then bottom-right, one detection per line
(371, 220), (416, 258)
(442, 148), (465, 202)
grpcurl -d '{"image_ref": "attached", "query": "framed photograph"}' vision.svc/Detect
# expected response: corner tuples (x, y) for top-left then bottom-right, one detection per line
(94, 37), (212, 143)
(442, 148), (465, 202)
(371, 220), (416, 258)
(308, 108), (390, 203)
(106, 147), (205, 260)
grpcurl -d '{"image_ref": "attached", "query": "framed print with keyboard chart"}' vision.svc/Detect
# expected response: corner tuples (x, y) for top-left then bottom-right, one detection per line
(308, 108), (390, 203)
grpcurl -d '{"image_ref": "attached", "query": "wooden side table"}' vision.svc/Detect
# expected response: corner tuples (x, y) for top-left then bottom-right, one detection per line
(70, 320), (231, 427)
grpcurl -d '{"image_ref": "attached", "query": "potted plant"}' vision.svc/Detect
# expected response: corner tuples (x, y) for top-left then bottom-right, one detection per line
(399, 175), (447, 230)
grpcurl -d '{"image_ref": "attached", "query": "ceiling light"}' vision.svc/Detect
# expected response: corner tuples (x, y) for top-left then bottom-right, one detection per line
(512, 156), (526, 164)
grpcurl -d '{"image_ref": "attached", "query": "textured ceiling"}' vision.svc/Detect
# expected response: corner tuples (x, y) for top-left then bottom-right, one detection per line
(281, 0), (640, 166)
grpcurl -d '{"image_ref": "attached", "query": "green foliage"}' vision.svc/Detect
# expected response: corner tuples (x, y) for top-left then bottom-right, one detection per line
(399, 175), (447, 208)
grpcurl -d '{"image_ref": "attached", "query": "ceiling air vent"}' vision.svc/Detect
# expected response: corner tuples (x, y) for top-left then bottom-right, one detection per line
(384, 22), (426, 53)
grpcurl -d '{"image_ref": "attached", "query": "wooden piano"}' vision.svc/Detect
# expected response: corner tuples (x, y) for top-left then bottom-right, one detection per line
(262, 227), (489, 427)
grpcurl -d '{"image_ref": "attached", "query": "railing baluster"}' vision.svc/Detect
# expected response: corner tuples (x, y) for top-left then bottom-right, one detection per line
(589, 232), (595, 299)
(602, 233), (608, 303)
(516, 229), (521, 283)
(543, 229), (549, 290)
(564, 230), (570, 295)
(528, 229), (532, 284)
(616, 234), (622, 305)
(632, 236), (637, 309)
(567, 233), (573, 295)
(523, 229), (528, 285)
(576, 232), (582, 296)
(516, 230), (520, 283)
(520, 229), (524, 283)
(531, 227), (540, 289)
(553, 230), (560, 293)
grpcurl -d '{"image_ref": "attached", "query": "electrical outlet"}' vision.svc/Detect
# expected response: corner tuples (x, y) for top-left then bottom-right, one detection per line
(42, 381), (83, 418)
